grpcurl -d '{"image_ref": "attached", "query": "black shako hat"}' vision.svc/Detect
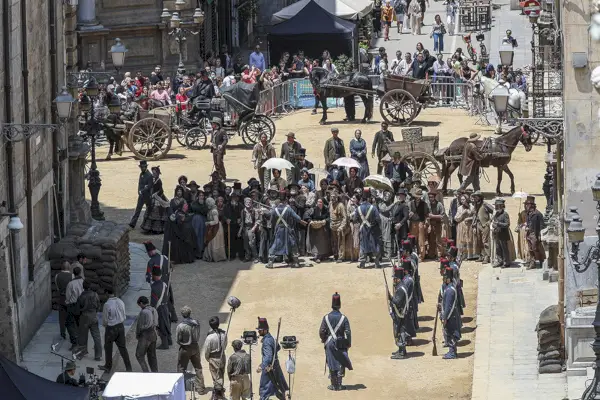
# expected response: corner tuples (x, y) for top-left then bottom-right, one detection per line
(401, 239), (412, 254)
(332, 292), (341, 309)
(257, 317), (269, 330)
(143, 241), (156, 252)
(393, 264), (405, 279)
(448, 246), (458, 259)
(401, 258), (413, 274)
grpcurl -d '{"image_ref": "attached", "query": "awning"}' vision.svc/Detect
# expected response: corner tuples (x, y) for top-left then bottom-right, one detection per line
(272, 0), (373, 23)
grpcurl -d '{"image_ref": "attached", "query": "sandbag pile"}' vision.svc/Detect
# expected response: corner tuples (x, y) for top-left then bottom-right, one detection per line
(49, 221), (130, 308)
(536, 304), (563, 374)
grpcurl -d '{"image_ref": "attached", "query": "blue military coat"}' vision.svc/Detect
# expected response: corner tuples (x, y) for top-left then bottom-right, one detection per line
(352, 201), (381, 255)
(442, 283), (462, 341)
(319, 310), (353, 373)
(269, 204), (302, 256)
(146, 253), (170, 284)
(259, 333), (288, 400)
(401, 275), (418, 337)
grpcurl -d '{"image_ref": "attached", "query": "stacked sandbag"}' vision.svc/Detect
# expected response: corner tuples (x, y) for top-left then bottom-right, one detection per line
(536, 304), (563, 374)
(49, 221), (130, 308)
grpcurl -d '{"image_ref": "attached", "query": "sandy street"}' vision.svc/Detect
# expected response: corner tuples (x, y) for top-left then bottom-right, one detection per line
(97, 106), (547, 399)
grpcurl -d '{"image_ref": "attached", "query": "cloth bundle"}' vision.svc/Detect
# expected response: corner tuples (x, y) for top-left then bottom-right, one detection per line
(535, 305), (563, 374)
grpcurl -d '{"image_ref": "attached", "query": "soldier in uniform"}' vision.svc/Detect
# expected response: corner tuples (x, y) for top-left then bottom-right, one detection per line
(319, 293), (352, 391)
(471, 191), (492, 263)
(353, 188), (382, 269)
(399, 257), (418, 345)
(526, 197), (546, 269)
(267, 191), (307, 268)
(491, 198), (511, 268)
(150, 267), (172, 349)
(371, 122), (395, 174)
(441, 267), (462, 359)
(176, 306), (207, 395)
(389, 263), (410, 359)
(401, 239), (424, 305)
(211, 117), (229, 180)
(329, 190), (349, 263)
(257, 317), (289, 400)
(130, 160), (154, 229)
(144, 241), (177, 322)
(280, 132), (302, 184)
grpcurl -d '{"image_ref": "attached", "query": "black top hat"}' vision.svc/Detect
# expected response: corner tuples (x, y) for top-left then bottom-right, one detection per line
(139, 160), (148, 167)
(332, 292), (341, 309)
(152, 266), (162, 276)
(233, 182), (242, 190)
(143, 241), (156, 252)
(247, 178), (259, 186)
(288, 183), (300, 192)
(396, 188), (407, 195)
(298, 148), (306, 156)
(257, 317), (269, 330)
(187, 180), (200, 189)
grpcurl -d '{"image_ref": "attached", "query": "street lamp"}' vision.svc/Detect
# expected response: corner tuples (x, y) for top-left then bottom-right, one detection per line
(491, 84), (510, 133)
(161, 4), (205, 68)
(53, 86), (76, 120)
(499, 44), (515, 67)
(568, 174), (600, 400)
(109, 38), (128, 72)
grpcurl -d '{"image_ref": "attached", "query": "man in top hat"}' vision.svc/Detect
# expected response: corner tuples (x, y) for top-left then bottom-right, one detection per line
(319, 293), (353, 390)
(252, 132), (277, 191)
(516, 195), (534, 263)
(323, 127), (346, 172)
(458, 133), (484, 192)
(211, 117), (229, 180)
(393, 188), (410, 243)
(257, 317), (289, 400)
(130, 160), (154, 229)
(389, 260), (411, 359)
(525, 196), (546, 269)
(225, 183), (244, 260)
(329, 190), (349, 263)
(372, 122), (395, 174)
(144, 241), (177, 322)
(189, 69), (215, 118)
(242, 178), (262, 198)
(386, 151), (413, 192)
(408, 188), (430, 261)
(267, 191), (307, 268)
(441, 266), (462, 359)
(56, 360), (80, 386)
(491, 198), (511, 268)
(427, 190), (446, 260)
(353, 188), (382, 269)
(280, 132), (302, 184)
(294, 148), (314, 182)
(471, 191), (493, 264)
(150, 266), (173, 349)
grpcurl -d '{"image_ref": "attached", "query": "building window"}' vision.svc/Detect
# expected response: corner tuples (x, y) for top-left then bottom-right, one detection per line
(33, 193), (49, 249)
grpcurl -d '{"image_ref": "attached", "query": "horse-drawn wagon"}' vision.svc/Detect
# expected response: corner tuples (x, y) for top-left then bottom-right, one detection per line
(386, 127), (442, 185)
(378, 74), (435, 126)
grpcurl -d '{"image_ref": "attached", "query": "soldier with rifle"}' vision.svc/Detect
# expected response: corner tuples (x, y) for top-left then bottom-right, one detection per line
(401, 238), (424, 305)
(266, 191), (308, 269)
(150, 267), (172, 350)
(398, 257), (418, 346)
(319, 292), (353, 391)
(441, 266), (462, 359)
(257, 317), (288, 400)
(387, 262), (411, 359)
(144, 241), (177, 323)
(447, 246), (466, 314)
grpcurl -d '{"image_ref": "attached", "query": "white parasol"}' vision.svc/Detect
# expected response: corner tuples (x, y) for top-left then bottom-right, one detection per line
(332, 157), (361, 169)
(307, 167), (329, 176)
(511, 191), (528, 199)
(364, 175), (394, 192)
(262, 158), (294, 170)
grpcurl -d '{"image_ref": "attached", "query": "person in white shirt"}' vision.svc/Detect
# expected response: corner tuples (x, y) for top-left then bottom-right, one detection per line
(64, 266), (84, 350)
(389, 50), (403, 74)
(222, 69), (236, 87)
(379, 53), (389, 79)
(214, 58), (225, 78)
(395, 53), (413, 76)
(98, 289), (132, 372)
(204, 316), (226, 388)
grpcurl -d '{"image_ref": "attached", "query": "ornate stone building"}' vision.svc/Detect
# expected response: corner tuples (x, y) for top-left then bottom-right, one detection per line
(77, 0), (234, 74)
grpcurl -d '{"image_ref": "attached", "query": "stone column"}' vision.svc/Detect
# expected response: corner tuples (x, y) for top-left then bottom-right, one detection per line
(77, 0), (103, 30)
(67, 135), (91, 225)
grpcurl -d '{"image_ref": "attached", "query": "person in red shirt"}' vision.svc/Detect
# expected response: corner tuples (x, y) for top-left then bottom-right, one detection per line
(175, 87), (188, 113)
(241, 65), (258, 84)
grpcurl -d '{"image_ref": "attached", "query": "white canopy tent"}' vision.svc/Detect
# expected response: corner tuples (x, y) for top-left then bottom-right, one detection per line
(102, 373), (186, 400)
(272, 0), (373, 23)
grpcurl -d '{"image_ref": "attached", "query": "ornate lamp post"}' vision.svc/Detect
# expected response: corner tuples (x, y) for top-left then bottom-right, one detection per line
(71, 38), (128, 221)
(568, 174), (600, 399)
(490, 84), (510, 134)
(161, 0), (205, 69)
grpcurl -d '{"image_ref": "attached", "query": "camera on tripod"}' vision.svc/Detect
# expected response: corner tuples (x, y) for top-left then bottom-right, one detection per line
(243, 330), (258, 345)
(281, 336), (298, 350)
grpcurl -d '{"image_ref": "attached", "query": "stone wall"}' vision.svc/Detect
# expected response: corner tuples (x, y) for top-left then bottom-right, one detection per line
(48, 222), (131, 308)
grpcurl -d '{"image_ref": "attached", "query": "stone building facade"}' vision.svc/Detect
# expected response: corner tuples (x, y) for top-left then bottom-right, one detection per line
(77, 0), (235, 75)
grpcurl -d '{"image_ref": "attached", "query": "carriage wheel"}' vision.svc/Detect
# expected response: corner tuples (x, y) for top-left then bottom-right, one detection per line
(128, 118), (172, 161)
(184, 127), (208, 150)
(255, 114), (276, 141)
(401, 151), (442, 186)
(241, 118), (272, 145)
(174, 127), (187, 147)
(379, 89), (418, 126)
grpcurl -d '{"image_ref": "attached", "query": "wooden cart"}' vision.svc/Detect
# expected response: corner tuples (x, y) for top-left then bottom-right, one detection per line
(378, 74), (434, 126)
(386, 130), (441, 185)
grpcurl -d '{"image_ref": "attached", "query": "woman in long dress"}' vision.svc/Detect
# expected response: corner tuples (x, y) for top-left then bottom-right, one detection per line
(189, 183), (208, 258)
(349, 130), (370, 179)
(378, 190), (396, 260)
(305, 198), (332, 263)
(141, 166), (169, 234)
(203, 197), (227, 262)
(346, 194), (361, 261)
(162, 186), (197, 264)
(454, 194), (475, 260)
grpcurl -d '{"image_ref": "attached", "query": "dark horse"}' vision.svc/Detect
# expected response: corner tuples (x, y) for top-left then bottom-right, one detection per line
(309, 67), (373, 125)
(436, 125), (535, 195)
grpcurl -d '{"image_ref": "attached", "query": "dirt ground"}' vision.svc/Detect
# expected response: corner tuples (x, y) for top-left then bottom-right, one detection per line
(97, 107), (547, 399)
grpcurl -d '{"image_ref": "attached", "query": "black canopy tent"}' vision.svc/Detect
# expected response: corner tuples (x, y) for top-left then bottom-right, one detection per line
(0, 354), (90, 400)
(267, 0), (358, 68)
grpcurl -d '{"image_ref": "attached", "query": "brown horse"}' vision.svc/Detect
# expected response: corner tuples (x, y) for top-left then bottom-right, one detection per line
(437, 125), (535, 195)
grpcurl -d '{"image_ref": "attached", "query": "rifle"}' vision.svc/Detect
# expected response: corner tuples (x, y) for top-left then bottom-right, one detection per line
(267, 318), (286, 400)
(432, 306), (439, 356)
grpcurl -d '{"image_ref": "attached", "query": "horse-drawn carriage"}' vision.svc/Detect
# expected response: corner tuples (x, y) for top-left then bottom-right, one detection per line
(386, 127), (442, 185)
(378, 74), (435, 126)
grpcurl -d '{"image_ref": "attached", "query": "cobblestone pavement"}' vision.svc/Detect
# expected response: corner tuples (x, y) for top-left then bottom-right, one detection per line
(471, 267), (567, 400)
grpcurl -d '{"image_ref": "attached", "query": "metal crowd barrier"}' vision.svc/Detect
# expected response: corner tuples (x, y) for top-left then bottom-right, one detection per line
(458, 1), (492, 32)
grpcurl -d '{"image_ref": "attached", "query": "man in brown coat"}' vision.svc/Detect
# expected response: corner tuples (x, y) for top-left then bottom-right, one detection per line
(280, 132), (303, 184)
(458, 133), (484, 192)
(323, 127), (346, 172)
